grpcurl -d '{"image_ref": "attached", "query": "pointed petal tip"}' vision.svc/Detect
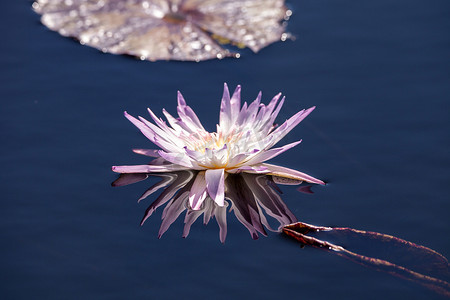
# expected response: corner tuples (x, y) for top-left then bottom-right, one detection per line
(293, 139), (302, 146)
(177, 91), (186, 105)
(232, 85), (241, 98)
(222, 83), (230, 97)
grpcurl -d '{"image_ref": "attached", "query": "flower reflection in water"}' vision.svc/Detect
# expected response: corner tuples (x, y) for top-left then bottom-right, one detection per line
(112, 170), (300, 243)
(32, 0), (292, 61)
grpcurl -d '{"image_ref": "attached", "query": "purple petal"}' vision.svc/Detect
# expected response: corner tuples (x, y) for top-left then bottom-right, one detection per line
(124, 111), (156, 141)
(132, 149), (160, 157)
(244, 140), (302, 165)
(226, 149), (259, 168)
(238, 92), (261, 125)
(263, 106), (316, 149)
(205, 169), (225, 207)
(146, 108), (183, 143)
(162, 109), (182, 131)
(262, 163), (325, 185)
(236, 101), (249, 125)
(124, 112), (179, 153)
(230, 85), (241, 122)
(184, 146), (206, 162)
(157, 150), (196, 169)
(177, 91), (205, 131)
(256, 93), (281, 124)
(266, 96), (285, 130)
(112, 164), (189, 173)
(219, 84), (241, 133)
(219, 83), (232, 130)
(138, 116), (183, 148)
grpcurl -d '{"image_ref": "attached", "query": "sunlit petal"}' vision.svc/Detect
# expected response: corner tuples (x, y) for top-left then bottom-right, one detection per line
(244, 140), (302, 166)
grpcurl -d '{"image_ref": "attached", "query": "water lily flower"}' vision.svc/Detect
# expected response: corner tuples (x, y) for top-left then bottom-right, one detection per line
(112, 83), (324, 211)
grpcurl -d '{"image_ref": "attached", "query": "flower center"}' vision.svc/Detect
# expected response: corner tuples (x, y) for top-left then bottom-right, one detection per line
(184, 130), (244, 153)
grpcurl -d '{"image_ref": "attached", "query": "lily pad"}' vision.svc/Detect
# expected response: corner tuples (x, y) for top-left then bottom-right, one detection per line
(33, 0), (292, 61)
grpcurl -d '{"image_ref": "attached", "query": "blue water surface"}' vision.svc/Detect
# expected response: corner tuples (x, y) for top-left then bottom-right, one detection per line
(1, 1), (449, 299)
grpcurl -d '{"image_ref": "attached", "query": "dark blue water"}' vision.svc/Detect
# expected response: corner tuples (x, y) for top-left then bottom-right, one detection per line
(1, 1), (449, 299)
